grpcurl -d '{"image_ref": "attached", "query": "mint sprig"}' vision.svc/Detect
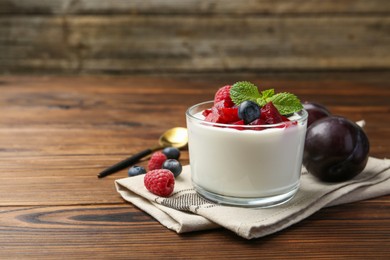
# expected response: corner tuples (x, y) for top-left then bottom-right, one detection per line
(230, 81), (260, 105)
(267, 92), (302, 115)
(230, 82), (303, 115)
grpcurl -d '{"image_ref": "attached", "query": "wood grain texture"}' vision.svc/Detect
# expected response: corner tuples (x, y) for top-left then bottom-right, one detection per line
(0, 73), (389, 258)
(0, 201), (389, 259)
(1, 0), (389, 74)
(1, 0), (390, 15)
(2, 16), (390, 73)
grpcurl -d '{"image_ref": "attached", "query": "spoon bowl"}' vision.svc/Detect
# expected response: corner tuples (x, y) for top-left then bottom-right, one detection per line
(158, 127), (188, 149)
(98, 127), (188, 178)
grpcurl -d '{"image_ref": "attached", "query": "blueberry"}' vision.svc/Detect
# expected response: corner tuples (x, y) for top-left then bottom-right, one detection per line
(238, 100), (261, 124)
(128, 166), (146, 177)
(162, 147), (181, 160)
(162, 159), (182, 178)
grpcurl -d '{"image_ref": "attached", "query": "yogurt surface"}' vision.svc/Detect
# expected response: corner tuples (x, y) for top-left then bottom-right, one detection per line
(187, 108), (307, 198)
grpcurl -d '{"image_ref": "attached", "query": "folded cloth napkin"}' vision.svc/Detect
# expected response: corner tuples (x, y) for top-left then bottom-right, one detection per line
(115, 156), (390, 239)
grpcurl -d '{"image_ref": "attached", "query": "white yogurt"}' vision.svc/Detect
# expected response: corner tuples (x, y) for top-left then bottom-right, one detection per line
(186, 101), (308, 206)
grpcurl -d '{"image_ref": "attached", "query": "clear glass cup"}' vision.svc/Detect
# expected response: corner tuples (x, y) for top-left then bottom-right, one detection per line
(186, 101), (308, 207)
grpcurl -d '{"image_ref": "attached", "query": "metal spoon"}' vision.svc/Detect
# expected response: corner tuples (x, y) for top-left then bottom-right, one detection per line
(97, 127), (188, 178)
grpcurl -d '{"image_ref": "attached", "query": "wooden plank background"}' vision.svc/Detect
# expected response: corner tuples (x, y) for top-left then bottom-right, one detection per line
(0, 0), (389, 74)
(0, 74), (389, 258)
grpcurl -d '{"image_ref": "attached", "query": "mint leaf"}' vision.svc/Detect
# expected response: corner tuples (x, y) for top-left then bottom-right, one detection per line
(257, 88), (275, 106)
(256, 97), (267, 107)
(267, 92), (303, 115)
(230, 83), (302, 115)
(261, 89), (274, 99)
(230, 81), (261, 105)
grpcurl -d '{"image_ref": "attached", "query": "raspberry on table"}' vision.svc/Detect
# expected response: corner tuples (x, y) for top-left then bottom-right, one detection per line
(144, 169), (175, 197)
(147, 151), (167, 171)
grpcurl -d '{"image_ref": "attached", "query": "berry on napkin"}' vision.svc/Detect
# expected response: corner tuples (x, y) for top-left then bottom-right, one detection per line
(144, 169), (175, 197)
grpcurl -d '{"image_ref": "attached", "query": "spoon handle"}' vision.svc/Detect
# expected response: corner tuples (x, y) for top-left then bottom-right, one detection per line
(97, 148), (153, 178)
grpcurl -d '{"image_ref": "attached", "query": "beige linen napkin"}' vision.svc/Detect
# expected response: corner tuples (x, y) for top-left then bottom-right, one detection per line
(115, 156), (390, 239)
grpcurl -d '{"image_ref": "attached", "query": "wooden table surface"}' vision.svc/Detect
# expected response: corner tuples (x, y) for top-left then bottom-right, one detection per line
(0, 73), (389, 259)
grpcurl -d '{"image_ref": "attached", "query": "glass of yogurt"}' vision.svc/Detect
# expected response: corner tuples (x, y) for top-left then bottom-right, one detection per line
(186, 101), (308, 207)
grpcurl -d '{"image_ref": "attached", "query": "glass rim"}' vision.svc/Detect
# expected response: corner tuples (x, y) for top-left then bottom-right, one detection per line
(186, 100), (308, 129)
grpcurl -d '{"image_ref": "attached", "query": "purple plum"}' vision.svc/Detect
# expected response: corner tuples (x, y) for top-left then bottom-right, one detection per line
(303, 116), (369, 182)
(303, 102), (331, 127)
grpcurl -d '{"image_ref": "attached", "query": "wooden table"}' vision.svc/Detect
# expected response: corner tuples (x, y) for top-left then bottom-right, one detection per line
(0, 73), (389, 259)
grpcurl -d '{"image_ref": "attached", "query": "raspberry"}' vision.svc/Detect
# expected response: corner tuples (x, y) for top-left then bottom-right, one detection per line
(219, 107), (240, 123)
(230, 120), (245, 130)
(260, 102), (289, 124)
(202, 108), (212, 117)
(214, 85), (234, 107)
(205, 101), (223, 123)
(144, 169), (175, 197)
(204, 110), (220, 123)
(250, 118), (267, 131)
(204, 100), (240, 124)
(147, 151), (167, 171)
